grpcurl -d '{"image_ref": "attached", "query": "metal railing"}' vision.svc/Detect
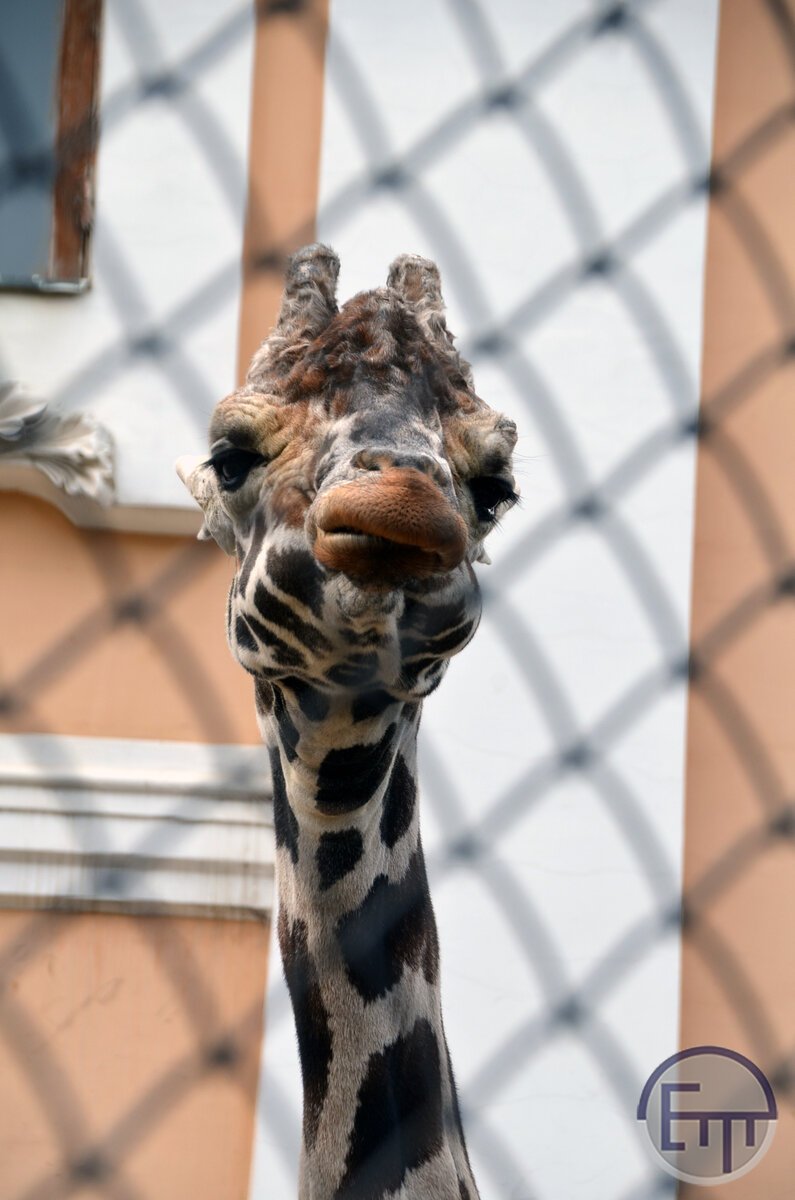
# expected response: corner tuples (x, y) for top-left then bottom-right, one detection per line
(1, 1), (793, 1196)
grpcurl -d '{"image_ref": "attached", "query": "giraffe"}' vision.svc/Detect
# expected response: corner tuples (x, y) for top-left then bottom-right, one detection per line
(177, 244), (518, 1199)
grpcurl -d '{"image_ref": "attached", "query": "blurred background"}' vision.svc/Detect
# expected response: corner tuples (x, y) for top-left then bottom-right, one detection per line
(0, 1), (794, 1197)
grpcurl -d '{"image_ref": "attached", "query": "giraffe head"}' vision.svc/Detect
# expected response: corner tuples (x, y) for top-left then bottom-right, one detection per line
(177, 244), (518, 702)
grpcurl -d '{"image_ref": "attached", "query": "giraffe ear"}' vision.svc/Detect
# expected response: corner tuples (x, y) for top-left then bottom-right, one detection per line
(247, 243), (340, 384)
(387, 253), (473, 387)
(175, 456), (237, 556)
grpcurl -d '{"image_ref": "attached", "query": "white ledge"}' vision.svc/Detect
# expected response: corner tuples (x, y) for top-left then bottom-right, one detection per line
(0, 381), (205, 536)
(0, 734), (274, 920)
(0, 464), (204, 536)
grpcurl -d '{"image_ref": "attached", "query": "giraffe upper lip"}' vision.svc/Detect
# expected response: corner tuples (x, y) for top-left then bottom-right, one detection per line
(311, 467), (467, 581)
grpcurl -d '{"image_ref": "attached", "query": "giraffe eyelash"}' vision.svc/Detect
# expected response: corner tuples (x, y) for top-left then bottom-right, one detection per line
(467, 475), (518, 523)
(209, 448), (267, 491)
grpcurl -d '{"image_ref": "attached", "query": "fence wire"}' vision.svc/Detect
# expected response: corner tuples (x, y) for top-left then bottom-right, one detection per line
(1, 0), (794, 1197)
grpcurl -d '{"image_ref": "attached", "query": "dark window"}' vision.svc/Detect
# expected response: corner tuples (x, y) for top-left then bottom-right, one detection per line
(0, 0), (102, 292)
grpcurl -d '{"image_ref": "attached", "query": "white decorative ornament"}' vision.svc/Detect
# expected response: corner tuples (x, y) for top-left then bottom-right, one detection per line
(0, 380), (115, 506)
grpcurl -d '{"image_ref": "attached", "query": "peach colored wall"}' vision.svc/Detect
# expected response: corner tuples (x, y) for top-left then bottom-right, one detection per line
(0, 494), (258, 745)
(237, 0), (330, 383)
(0, 909), (270, 1199)
(680, 1), (795, 1195)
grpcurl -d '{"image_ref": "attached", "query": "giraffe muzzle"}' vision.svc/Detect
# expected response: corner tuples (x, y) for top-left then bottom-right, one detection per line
(311, 467), (468, 584)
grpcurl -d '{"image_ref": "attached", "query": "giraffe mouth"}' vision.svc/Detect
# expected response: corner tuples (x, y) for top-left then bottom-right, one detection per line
(311, 468), (468, 585)
(314, 530), (446, 582)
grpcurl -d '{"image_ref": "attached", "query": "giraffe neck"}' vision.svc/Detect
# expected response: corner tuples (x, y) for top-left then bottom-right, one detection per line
(262, 680), (478, 1199)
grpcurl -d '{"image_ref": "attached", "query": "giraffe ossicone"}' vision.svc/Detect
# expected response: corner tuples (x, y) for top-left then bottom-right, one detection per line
(177, 244), (518, 1199)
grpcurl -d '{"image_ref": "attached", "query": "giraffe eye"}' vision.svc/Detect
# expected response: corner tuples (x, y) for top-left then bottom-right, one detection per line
(467, 475), (518, 523)
(210, 448), (266, 491)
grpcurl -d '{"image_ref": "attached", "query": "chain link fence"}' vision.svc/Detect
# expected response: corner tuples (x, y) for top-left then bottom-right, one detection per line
(1, 0), (794, 1196)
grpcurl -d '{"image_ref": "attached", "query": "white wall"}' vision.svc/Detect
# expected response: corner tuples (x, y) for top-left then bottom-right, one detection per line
(250, 3), (720, 1198)
(0, 0), (254, 512)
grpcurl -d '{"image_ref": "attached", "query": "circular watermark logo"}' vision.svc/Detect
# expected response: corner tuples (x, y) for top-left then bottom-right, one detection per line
(637, 1046), (777, 1186)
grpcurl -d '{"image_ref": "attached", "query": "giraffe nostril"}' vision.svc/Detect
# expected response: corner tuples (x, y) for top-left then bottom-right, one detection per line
(353, 449), (385, 472)
(353, 447), (447, 485)
(412, 453), (448, 486)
